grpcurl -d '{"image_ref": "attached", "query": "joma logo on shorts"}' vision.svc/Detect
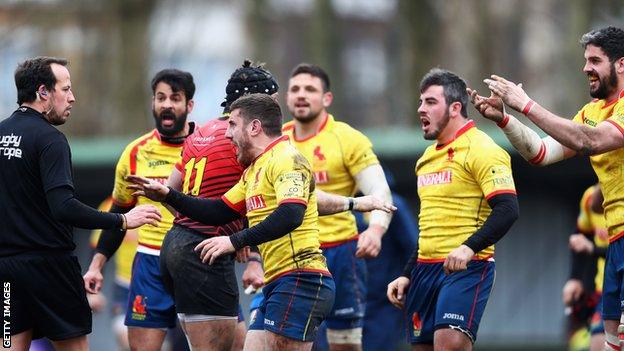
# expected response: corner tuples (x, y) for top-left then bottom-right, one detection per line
(264, 318), (275, 326)
(443, 313), (465, 321)
(417, 171), (452, 187)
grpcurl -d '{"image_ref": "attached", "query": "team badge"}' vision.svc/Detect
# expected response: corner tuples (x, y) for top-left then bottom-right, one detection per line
(131, 295), (147, 320)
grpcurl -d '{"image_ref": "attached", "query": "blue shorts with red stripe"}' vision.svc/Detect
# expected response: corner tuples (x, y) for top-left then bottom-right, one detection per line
(322, 239), (367, 329)
(404, 260), (495, 344)
(591, 294), (604, 335)
(249, 271), (335, 341)
(125, 252), (176, 329)
(601, 237), (624, 321)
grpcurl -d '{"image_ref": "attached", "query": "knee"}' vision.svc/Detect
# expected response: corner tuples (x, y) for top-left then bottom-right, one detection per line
(434, 327), (472, 351)
(326, 327), (362, 346)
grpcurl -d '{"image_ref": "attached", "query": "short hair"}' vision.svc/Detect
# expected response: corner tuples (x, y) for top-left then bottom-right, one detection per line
(229, 93), (282, 137)
(420, 68), (468, 118)
(580, 26), (624, 62)
(151, 69), (195, 101)
(290, 63), (330, 92)
(222, 59), (279, 112)
(15, 56), (68, 105)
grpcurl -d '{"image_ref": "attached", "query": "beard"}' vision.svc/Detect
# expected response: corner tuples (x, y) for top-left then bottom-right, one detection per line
(290, 105), (323, 124)
(235, 135), (254, 167)
(44, 94), (67, 126)
(153, 108), (188, 136)
(589, 64), (618, 99)
(423, 109), (450, 141)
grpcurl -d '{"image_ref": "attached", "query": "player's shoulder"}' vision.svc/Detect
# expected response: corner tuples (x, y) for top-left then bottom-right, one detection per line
(282, 120), (295, 134)
(118, 129), (157, 158)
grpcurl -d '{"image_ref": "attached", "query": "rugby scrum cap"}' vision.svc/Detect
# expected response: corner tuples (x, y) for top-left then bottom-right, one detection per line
(221, 59), (279, 108)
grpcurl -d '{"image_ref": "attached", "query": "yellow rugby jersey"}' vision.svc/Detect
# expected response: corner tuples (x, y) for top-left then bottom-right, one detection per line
(222, 136), (329, 283)
(90, 197), (137, 286)
(416, 121), (516, 261)
(576, 185), (607, 292)
(282, 114), (380, 245)
(113, 129), (183, 251)
(572, 90), (624, 242)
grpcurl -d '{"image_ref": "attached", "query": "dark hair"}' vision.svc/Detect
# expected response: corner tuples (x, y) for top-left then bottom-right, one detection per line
(580, 26), (624, 62)
(290, 63), (330, 92)
(229, 93), (282, 137)
(222, 59), (279, 112)
(15, 56), (68, 105)
(151, 69), (195, 101)
(420, 68), (468, 118)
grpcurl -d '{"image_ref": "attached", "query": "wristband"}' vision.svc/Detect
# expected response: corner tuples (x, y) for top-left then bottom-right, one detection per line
(120, 213), (127, 230)
(247, 256), (263, 264)
(522, 100), (536, 116)
(497, 114), (510, 128)
(348, 197), (355, 211)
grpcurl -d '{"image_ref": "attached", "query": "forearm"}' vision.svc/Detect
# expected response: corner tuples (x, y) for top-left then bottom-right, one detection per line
(229, 203), (305, 249)
(462, 194), (519, 253)
(316, 190), (353, 215)
(401, 247), (419, 278)
(355, 165), (393, 232)
(47, 186), (123, 229)
(88, 252), (108, 271)
(165, 187), (240, 225)
(524, 104), (596, 155)
(96, 204), (131, 259)
(498, 114), (567, 166)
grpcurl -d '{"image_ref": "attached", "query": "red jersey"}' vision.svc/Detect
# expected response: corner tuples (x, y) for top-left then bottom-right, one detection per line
(173, 118), (245, 236)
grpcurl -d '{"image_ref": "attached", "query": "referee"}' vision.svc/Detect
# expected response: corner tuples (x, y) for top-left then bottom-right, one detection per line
(0, 56), (161, 351)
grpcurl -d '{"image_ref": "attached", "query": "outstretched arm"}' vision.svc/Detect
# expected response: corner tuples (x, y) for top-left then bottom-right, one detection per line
(469, 88), (576, 165)
(483, 75), (624, 155)
(315, 189), (396, 215)
(127, 175), (241, 226)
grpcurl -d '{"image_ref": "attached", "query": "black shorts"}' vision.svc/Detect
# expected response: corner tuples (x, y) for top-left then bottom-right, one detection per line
(160, 225), (239, 316)
(0, 252), (91, 340)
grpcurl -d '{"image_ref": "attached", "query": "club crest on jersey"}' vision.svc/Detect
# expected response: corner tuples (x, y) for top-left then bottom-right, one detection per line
(246, 195), (267, 211)
(447, 148), (455, 162)
(131, 295), (147, 320)
(417, 170), (452, 187)
(412, 313), (422, 337)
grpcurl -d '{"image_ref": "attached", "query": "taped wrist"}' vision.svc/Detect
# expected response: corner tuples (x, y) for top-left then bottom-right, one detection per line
(500, 114), (564, 166)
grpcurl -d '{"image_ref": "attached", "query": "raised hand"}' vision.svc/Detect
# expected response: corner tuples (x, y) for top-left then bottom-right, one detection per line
(483, 75), (532, 112)
(467, 87), (504, 123)
(127, 175), (170, 202)
(124, 204), (162, 228)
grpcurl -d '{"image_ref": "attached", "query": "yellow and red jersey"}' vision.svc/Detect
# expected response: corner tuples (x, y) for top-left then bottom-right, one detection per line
(90, 197), (137, 286)
(572, 90), (624, 242)
(282, 114), (379, 245)
(576, 185), (608, 292)
(222, 136), (328, 283)
(416, 120), (516, 261)
(112, 129), (183, 251)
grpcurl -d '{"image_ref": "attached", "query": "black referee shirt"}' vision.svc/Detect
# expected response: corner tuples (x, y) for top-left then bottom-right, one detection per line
(0, 107), (75, 257)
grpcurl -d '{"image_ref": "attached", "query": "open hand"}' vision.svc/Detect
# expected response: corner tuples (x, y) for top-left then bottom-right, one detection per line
(127, 175), (170, 202)
(194, 236), (236, 265)
(353, 195), (396, 213)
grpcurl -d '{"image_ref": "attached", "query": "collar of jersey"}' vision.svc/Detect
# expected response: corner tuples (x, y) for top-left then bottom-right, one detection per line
(600, 89), (624, 109)
(292, 113), (332, 142)
(435, 119), (475, 150)
(249, 135), (290, 166)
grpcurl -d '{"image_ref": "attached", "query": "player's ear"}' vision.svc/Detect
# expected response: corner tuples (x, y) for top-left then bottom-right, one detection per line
(616, 57), (624, 74)
(187, 99), (194, 114)
(322, 91), (333, 108)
